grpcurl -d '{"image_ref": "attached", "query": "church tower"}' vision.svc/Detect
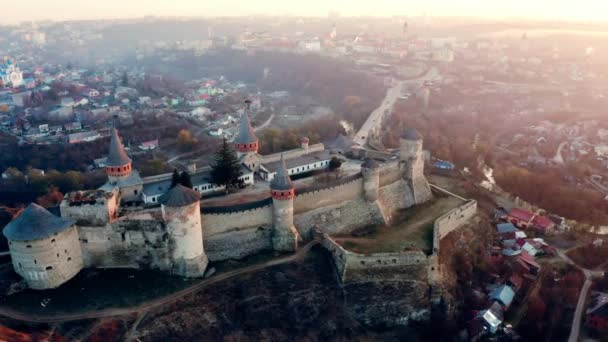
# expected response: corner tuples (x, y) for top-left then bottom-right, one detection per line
(270, 155), (300, 252)
(400, 128), (432, 204)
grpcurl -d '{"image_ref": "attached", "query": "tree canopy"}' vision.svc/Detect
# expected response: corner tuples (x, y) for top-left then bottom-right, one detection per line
(210, 138), (243, 190)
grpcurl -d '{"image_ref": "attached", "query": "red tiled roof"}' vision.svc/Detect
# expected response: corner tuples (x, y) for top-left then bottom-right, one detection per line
(509, 274), (524, 291)
(508, 208), (535, 222)
(532, 215), (555, 230)
(518, 253), (540, 269)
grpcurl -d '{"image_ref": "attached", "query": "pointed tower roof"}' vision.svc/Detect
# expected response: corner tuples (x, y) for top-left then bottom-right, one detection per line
(159, 184), (201, 207)
(234, 112), (258, 145)
(3, 203), (75, 241)
(271, 154), (294, 190)
(106, 128), (132, 167)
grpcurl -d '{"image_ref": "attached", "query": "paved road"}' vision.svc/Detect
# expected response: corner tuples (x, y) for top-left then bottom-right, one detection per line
(352, 80), (403, 147)
(254, 113), (275, 132)
(555, 249), (605, 342)
(553, 141), (567, 165)
(0, 240), (319, 324)
(352, 67), (441, 148)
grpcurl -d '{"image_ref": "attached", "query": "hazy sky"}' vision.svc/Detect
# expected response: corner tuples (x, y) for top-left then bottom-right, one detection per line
(4, 0), (608, 24)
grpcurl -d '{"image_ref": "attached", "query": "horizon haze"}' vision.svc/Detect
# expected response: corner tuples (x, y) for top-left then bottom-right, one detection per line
(3, 0), (608, 24)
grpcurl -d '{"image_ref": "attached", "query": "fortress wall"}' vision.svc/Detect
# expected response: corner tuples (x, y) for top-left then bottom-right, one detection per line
(320, 233), (428, 283)
(427, 200), (477, 287)
(294, 178), (363, 214)
(432, 200), (477, 253)
(295, 198), (386, 239)
(204, 226), (273, 261)
(378, 179), (415, 218)
(378, 160), (402, 186)
(78, 219), (171, 271)
(61, 201), (114, 227)
(202, 205), (273, 237)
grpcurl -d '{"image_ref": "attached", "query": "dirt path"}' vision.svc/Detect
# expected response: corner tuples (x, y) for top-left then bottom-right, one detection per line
(0, 241), (319, 324)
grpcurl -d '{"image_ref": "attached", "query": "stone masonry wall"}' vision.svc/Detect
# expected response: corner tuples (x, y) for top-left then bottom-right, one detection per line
(202, 205), (273, 237)
(295, 198), (386, 239)
(428, 200), (477, 288)
(377, 179), (415, 222)
(320, 233), (431, 326)
(320, 233), (428, 283)
(293, 178), (364, 214)
(78, 210), (171, 271)
(378, 160), (402, 187)
(432, 200), (477, 254)
(204, 226), (273, 261)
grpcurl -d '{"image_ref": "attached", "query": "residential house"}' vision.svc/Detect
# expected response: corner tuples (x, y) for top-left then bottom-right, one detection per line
(489, 285), (515, 310)
(139, 140), (159, 151)
(586, 292), (608, 332)
(516, 252), (541, 276)
(477, 302), (504, 333)
(507, 274), (524, 293)
(68, 130), (101, 144)
(506, 208), (554, 232)
(259, 150), (332, 181)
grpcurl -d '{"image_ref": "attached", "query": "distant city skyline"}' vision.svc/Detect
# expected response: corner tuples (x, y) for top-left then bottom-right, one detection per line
(3, 0), (608, 24)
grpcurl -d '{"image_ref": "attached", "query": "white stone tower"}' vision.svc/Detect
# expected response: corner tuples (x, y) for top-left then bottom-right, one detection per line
(3, 203), (84, 289)
(270, 155), (300, 252)
(361, 159), (380, 202)
(159, 185), (208, 277)
(400, 128), (432, 204)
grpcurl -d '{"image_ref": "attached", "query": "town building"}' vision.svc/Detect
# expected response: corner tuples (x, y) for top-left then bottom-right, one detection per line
(0, 58), (24, 88)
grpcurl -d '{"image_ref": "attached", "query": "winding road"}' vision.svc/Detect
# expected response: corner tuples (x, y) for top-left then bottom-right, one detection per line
(0, 240), (319, 324)
(555, 249), (605, 342)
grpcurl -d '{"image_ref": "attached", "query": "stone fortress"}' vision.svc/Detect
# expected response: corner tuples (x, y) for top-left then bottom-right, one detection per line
(2, 108), (474, 298)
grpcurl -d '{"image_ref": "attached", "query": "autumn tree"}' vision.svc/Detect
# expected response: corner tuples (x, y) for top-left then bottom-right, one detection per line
(176, 129), (198, 151)
(36, 187), (64, 208)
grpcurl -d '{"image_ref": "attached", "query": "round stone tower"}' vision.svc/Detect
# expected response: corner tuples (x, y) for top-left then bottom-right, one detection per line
(361, 158), (380, 202)
(3, 203), (84, 289)
(234, 112), (259, 159)
(105, 128), (133, 183)
(159, 185), (208, 277)
(270, 155), (300, 252)
(399, 128), (432, 204)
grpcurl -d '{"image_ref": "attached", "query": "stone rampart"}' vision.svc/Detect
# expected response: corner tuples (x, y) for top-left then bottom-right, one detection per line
(378, 160), (402, 186)
(204, 226), (272, 261)
(432, 200), (477, 254)
(202, 205), (273, 237)
(295, 198), (386, 239)
(320, 233), (428, 283)
(294, 176), (363, 214)
(377, 179), (415, 222)
(78, 215), (171, 271)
